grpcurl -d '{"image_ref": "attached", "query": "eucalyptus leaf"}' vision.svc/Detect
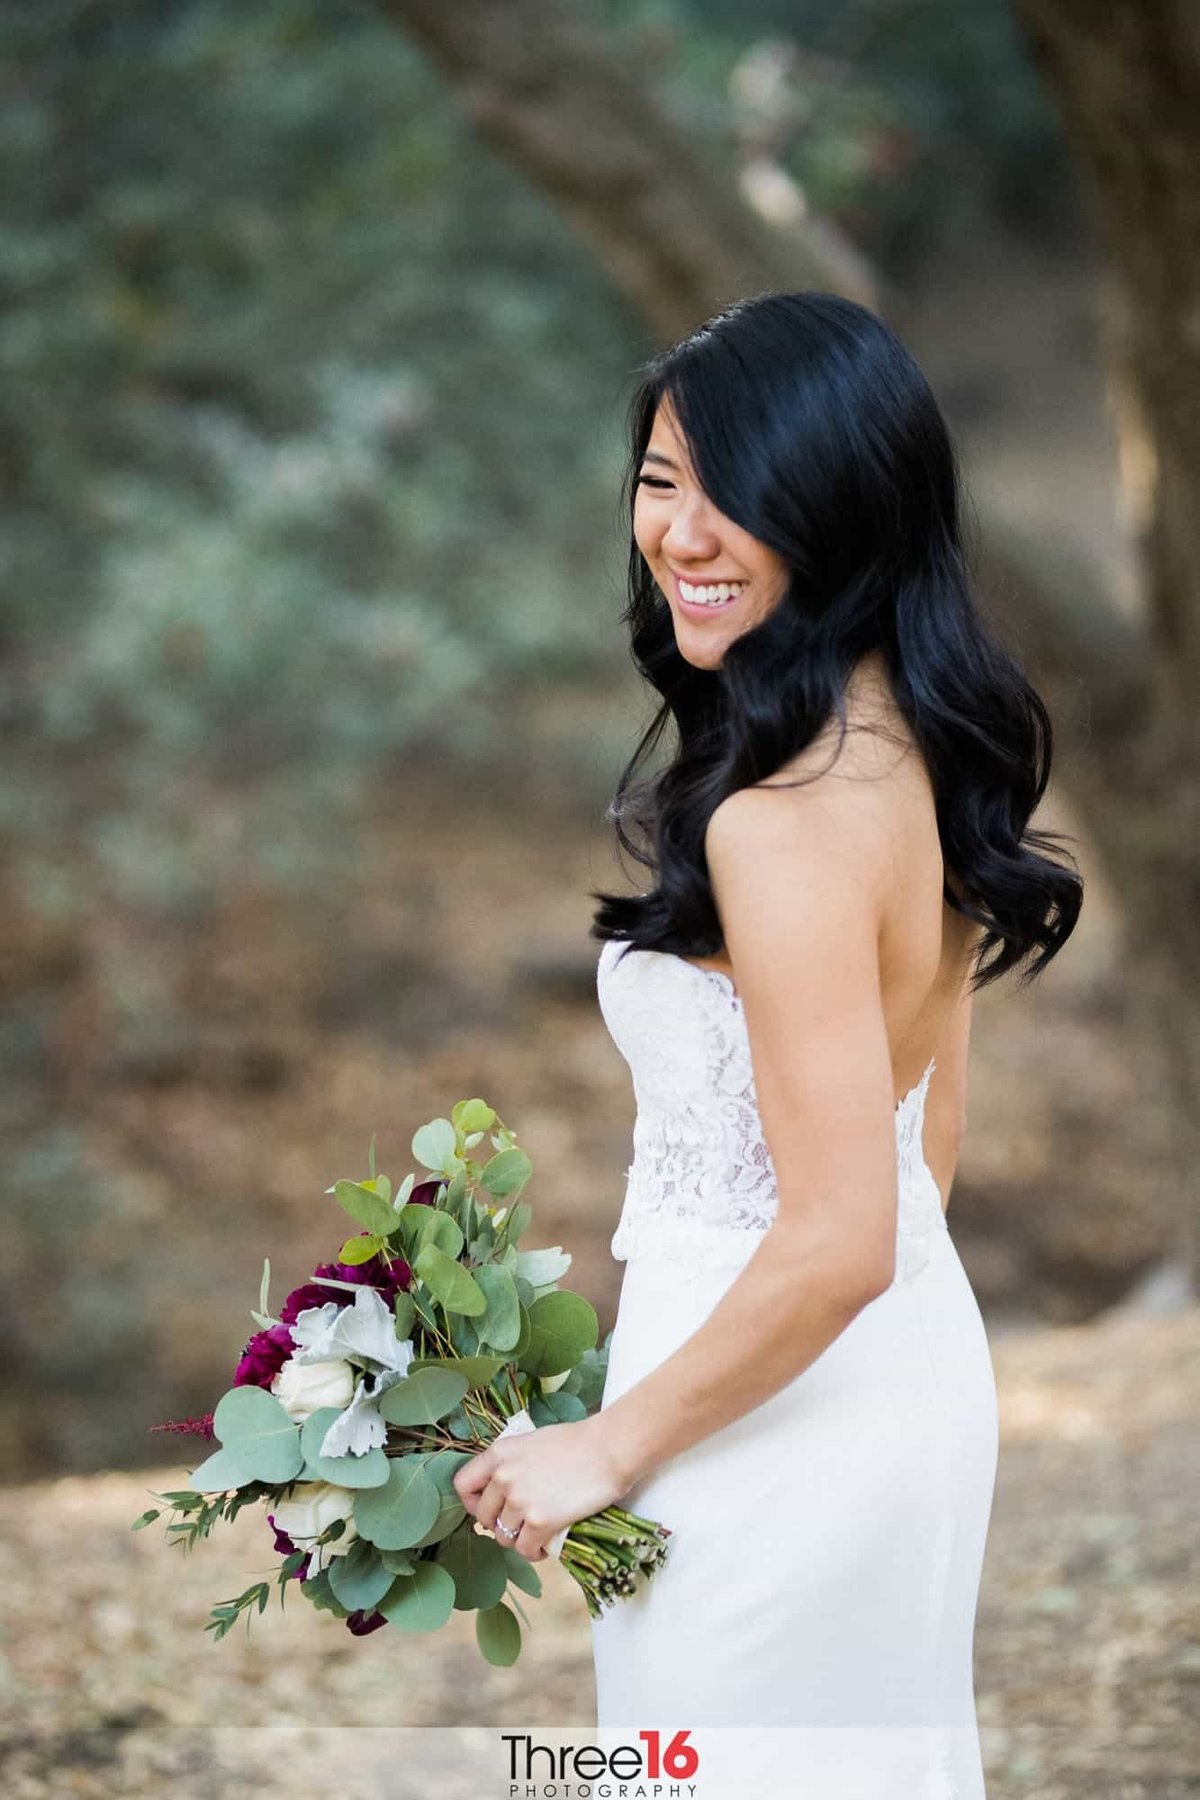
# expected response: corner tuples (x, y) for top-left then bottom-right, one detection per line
(510, 1304), (531, 1361)
(448, 1312), (480, 1357)
(397, 1201), (440, 1258)
(377, 1559), (456, 1634)
(507, 1590), (534, 1632)
(339, 1231), (385, 1265)
(472, 1264), (522, 1352)
(436, 1525), (508, 1610)
(411, 1117), (458, 1173)
(410, 1449), (473, 1546)
(419, 1209), (464, 1261)
(186, 1446), (255, 1493)
(453, 1099), (496, 1134)
(477, 1147), (532, 1199)
(443, 1404), (477, 1441)
(476, 1600), (522, 1666)
(302, 1564), (351, 1618)
(529, 1389), (588, 1426)
(392, 1291), (416, 1340)
(334, 1179), (399, 1237)
(378, 1365), (470, 1427)
(410, 1353), (506, 1391)
(380, 1549), (416, 1575)
(414, 1242), (486, 1316)
(517, 1291), (599, 1378)
(498, 1544), (544, 1598)
(501, 1202), (533, 1244)
(352, 1456), (441, 1550)
(516, 1246), (572, 1288)
(561, 1344), (609, 1413)
(211, 1385), (304, 1484)
(327, 1538), (394, 1612)
(410, 1284), (439, 1334)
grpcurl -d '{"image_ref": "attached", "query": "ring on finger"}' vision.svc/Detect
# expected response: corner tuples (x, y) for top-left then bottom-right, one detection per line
(494, 1517), (521, 1541)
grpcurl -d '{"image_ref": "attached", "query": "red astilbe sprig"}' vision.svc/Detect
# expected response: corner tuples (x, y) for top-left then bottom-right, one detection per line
(148, 1412), (217, 1441)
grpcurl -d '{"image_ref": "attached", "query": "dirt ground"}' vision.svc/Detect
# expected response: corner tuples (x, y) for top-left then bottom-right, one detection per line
(0, 1304), (1196, 1800)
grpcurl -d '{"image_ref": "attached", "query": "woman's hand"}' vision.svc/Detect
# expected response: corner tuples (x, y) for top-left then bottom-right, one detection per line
(452, 1416), (631, 1563)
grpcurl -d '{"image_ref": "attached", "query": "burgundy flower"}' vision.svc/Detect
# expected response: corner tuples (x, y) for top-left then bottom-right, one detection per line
(408, 1179), (441, 1207)
(233, 1321), (294, 1388)
(267, 1512), (310, 1580)
(279, 1280), (340, 1324)
(309, 1238), (412, 1302)
(345, 1607), (388, 1636)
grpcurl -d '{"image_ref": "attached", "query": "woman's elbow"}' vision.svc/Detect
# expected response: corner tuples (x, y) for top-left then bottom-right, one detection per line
(767, 1217), (893, 1311)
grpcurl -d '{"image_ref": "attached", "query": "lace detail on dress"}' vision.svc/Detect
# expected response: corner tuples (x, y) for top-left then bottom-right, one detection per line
(597, 936), (948, 1287)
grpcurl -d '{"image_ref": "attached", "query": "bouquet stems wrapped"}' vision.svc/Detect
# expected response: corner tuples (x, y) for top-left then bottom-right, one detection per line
(134, 1097), (671, 1661)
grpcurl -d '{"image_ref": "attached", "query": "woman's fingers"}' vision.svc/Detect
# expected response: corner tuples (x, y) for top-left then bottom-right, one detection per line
(450, 1443), (548, 1558)
(511, 1522), (548, 1562)
(453, 1447), (496, 1504)
(474, 1475), (512, 1535)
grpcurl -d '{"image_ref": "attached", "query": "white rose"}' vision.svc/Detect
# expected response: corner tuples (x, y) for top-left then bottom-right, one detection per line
(539, 1369), (572, 1394)
(272, 1480), (358, 1572)
(271, 1356), (356, 1422)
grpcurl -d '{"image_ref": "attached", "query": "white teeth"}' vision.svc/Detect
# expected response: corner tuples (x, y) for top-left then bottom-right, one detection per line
(679, 579), (747, 605)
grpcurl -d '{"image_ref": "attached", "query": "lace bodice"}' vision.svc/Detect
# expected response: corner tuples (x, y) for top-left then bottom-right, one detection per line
(597, 935), (948, 1287)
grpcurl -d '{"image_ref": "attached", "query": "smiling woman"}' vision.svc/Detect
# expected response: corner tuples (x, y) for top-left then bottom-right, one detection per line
(569, 291), (1084, 1791)
(634, 405), (790, 645)
(595, 289), (1082, 996)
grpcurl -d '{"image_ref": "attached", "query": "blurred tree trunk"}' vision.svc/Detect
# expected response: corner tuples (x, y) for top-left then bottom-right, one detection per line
(1009, 0), (1200, 1278)
(381, 0), (1198, 1287)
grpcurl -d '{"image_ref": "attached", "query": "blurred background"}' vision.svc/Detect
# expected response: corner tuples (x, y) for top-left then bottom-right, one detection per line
(2, 2), (1197, 1795)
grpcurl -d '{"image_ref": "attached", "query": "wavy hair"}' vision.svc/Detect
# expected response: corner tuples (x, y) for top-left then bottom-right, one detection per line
(589, 290), (1083, 991)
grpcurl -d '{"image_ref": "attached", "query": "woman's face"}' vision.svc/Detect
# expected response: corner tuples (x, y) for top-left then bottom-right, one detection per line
(633, 394), (790, 670)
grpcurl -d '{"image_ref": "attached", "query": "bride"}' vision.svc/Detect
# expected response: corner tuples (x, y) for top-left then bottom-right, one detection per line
(455, 290), (1083, 1794)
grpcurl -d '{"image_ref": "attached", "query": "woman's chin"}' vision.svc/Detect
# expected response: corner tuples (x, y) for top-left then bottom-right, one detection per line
(677, 644), (724, 671)
(674, 625), (732, 671)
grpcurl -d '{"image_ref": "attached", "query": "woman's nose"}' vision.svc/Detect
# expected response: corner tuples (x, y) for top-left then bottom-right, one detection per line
(661, 497), (722, 560)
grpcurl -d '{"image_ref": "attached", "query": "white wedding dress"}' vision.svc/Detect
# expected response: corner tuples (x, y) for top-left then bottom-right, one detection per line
(589, 937), (999, 1799)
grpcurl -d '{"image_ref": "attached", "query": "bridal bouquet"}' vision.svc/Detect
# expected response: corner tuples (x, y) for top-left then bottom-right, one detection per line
(132, 1097), (671, 1664)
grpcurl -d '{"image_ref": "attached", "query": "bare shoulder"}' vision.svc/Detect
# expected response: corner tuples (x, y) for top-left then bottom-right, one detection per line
(705, 664), (923, 915)
(704, 728), (905, 916)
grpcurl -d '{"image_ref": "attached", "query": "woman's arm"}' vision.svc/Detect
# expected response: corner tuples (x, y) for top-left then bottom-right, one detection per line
(595, 774), (910, 1494)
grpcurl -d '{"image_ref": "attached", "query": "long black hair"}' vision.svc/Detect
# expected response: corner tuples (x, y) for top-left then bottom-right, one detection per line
(589, 290), (1082, 991)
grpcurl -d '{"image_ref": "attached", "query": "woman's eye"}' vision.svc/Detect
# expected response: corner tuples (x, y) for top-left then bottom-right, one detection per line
(635, 476), (673, 489)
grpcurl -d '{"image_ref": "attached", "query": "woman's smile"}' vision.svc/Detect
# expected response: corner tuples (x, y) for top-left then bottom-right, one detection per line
(671, 571), (750, 614)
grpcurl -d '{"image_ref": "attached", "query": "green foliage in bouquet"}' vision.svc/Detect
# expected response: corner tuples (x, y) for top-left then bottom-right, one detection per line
(133, 1098), (670, 1663)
